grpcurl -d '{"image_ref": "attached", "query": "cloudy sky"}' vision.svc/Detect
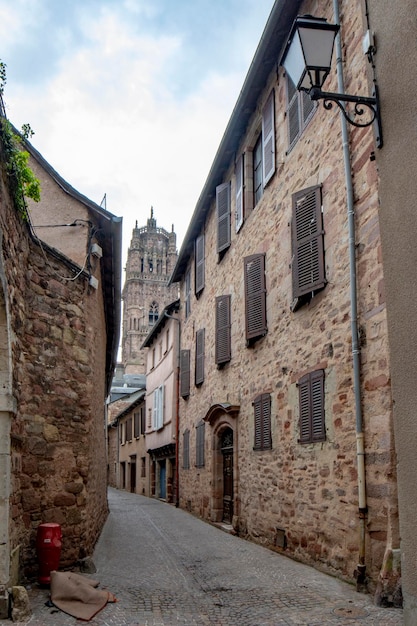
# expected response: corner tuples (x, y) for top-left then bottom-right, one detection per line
(0, 0), (275, 264)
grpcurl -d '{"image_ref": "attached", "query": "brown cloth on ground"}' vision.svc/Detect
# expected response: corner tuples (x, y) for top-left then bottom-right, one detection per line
(50, 570), (117, 621)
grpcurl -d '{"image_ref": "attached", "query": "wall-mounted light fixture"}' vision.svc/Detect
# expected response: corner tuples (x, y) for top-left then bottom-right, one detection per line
(281, 15), (382, 148)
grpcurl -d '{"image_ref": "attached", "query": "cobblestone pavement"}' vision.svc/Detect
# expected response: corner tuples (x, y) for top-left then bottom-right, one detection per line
(4, 488), (403, 625)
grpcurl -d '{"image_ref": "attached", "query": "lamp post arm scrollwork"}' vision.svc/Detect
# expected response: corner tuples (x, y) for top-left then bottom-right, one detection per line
(308, 85), (383, 147)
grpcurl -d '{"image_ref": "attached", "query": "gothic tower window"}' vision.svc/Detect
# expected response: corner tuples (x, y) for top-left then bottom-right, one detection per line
(149, 302), (159, 326)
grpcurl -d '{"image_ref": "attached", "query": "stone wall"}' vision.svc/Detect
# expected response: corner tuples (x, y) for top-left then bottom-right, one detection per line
(175, 0), (399, 592)
(0, 141), (109, 580)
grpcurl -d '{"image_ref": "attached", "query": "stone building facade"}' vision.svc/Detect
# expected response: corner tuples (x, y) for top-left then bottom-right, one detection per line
(170, 0), (400, 604)
(142, 300), (180, 504)
(0, 119), (121, 603)
(122, 210), (178, 374)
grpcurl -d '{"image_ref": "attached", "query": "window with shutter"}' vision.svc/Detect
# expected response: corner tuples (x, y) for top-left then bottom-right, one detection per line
(253, 393), (272, 450)
(153, 385), (164, 430)
(195, 328), (205, 386)
(291, 185), (325, 310)
(253, 134), (263, 206)
(262, 90), (275, 186)
(180, 349), (191, 398)
(286, 75), (316, 151)
(216, 182), (231, 255)
(298, 370), (325, 444)
(183, 429), (190, 470)
(134, 411), (140, 438)
(196, 421), (205, 467)
(235, 154), (244, 232)
(140, 406), (146, 435)
(126, 417), (132, 441)
(195, 235), (205, 295)
(185, 271), (191, 317)
(215, 295), (231, 366)
(244, 253), (267, 344)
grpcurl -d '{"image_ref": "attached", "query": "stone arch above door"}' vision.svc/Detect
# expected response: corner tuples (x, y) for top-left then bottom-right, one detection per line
(203, 403), (239, 526)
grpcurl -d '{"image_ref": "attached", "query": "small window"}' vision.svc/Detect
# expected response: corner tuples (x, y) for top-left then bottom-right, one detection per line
(141, 457), (146, 478)
(216, 182), (231, 255)
(185, 270), (191, 318)
(134, 411), (140, 438)
(140, 406), (146, 435)
(195, 234), (205, 295)
(244, 253), (267, 345)
(298, 369), (325, 443)
(196, 421), (205, 467)
(291, 185), (326, 311)
(153, 385), (164, 430)
(195, 329), (205, 385)
(215, 295), (231, 366)
(262, 89), (275, 185)
(253, 134), (263, 206)
(235, 155), (244, 232)
(149, 301), (159, 326)
(286, 74), (315, 151)
(180, 349), (191, 398)
(126, 417), (132, 441)
(253, 393), (272, 451)
(183, 429), (190, 470)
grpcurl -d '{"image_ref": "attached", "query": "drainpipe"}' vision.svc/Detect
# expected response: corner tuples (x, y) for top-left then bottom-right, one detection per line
(164, 311), (181, 508)
(332, 0), (368, 588)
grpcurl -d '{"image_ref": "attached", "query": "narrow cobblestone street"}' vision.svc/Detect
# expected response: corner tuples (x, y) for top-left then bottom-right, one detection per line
(6, 488), (403, 625)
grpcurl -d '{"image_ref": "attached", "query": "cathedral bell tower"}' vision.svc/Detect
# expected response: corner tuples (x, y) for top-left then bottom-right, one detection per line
(122, 208), (178, 374)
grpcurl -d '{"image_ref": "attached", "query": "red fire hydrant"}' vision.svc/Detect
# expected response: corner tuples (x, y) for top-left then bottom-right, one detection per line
(36, 523), (62, 585)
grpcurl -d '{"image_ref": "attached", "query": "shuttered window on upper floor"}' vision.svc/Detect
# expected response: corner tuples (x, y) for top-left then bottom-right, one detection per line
(253, 393), (272, 451)
(216, 182), (231, 256)
(183, 429), (190, 469)
(195, 234), (205, 296)
(180, 349), (191, 398)
(298, 369), (325, 444)
(235, 154), (244, 232)
(195, 328), (205, 386)
(262, 89), (276, 186)
(286, 75), (316, 152)
(215, 295), (231, 366)
(291, 185), (325, 311)
(244, 253), (267, 345)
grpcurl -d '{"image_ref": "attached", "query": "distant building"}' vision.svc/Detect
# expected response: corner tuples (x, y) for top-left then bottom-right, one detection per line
(121, 209), (178, 375)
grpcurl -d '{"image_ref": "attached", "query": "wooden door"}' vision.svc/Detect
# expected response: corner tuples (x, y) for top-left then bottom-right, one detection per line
(221, 429), (233, 523)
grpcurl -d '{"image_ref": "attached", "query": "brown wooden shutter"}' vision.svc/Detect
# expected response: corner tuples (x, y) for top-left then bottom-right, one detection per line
(217, 182), (231, 253)
(235, 154), (244, 232)
(292, 185), (325, 300)
(253, 393), (272, 450)
(195, 328), (205, 385)
(215, 295), (231, 365)
(134, 411), (140, 437)
(262, 90), (275, 185)
(244, 253), (267, 343)
(287, 75), (300, 149)
(298, 370), (325, 443)
(195, 234), (205, 295)
(180, 349), (191, 398)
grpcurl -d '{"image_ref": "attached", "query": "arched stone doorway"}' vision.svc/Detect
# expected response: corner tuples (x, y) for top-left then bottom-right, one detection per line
(203, 403), (239, 527)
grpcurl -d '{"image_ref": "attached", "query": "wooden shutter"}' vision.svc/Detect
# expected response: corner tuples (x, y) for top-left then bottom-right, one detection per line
(217, 182), (231, 253)
(298, 370), (325, 443)
(195, 234), (205, 295)
(215, 295), (231, 365)
(244, 253), (267, 342)
(180, 349), (191, 398)
(134, 411), (140, 438)
(196, 421), (205, 467)
(291, 185), (325, 299)
(253, 393), (272, 450)
(183, 429), (190, 469)
(287, 75), (300, 149)
(262, 90), (275, 185)
(195, 328), (205, 385)
(235, 154), (244, 232)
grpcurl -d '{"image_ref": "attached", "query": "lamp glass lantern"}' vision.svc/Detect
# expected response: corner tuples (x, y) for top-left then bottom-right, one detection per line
(282, 16), (340, 92)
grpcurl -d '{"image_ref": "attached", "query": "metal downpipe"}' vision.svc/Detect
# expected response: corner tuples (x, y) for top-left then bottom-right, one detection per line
(332, 0), (368, 588)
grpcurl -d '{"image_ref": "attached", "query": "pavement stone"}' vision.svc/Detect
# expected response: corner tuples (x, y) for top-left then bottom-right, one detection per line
(1, 488), (403, 625)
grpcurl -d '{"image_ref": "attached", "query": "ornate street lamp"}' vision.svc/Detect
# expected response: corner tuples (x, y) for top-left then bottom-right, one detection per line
(281, 15), (382, 148)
